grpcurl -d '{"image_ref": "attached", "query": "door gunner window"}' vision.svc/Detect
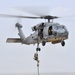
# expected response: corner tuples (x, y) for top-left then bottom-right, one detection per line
(48, 26), (52, 35)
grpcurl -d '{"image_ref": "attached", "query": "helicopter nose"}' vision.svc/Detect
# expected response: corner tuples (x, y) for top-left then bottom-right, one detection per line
(61, 29), (69, 37)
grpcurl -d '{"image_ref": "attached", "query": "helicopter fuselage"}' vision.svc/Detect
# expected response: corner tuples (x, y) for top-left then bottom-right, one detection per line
(24, 22), (69, 45)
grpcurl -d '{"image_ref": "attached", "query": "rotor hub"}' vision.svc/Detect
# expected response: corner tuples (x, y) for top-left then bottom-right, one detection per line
(40, 15), (59, 22)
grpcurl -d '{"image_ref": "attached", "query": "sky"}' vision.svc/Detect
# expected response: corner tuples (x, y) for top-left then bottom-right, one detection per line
(0, 0), (75, 74)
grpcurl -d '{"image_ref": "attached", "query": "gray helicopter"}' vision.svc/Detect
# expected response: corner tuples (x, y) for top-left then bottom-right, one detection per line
(1, 14), (68, 51)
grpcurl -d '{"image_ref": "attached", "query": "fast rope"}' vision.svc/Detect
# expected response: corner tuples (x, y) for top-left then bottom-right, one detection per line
(37, 62), (39, 75)
(34, 51), (40, 75)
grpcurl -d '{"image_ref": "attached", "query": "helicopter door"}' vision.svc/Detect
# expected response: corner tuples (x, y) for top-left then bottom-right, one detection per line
(48, 26), (52, 35)
(37, 23), (45, 39)
(38, 28), (43, 39)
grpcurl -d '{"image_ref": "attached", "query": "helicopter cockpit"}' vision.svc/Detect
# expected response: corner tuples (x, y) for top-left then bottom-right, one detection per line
(48, 24), (68, 37)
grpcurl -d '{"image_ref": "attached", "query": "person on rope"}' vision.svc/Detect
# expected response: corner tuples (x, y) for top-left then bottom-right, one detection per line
(33, 53), (39, 63)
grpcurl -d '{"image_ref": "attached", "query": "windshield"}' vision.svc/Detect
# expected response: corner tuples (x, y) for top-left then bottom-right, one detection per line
(54, 25), (67, 30)
(54, 25), (59, 30)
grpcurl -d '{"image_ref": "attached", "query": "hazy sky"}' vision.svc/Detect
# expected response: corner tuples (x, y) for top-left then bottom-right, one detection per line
(0, 0), (75, 73)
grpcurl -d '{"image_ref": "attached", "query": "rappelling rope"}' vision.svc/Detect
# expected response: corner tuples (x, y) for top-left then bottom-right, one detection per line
(37, 62), (40, 75)
(36, 51), (40, 75)
(33, 51), (40, 75)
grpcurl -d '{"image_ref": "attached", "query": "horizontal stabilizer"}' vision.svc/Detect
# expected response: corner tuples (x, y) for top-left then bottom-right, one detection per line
(6, 38), (22, 43)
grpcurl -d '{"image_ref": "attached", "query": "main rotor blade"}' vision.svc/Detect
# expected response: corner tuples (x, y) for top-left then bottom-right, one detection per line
(0, 14), (59, 19)
(0, 14), (41, 19)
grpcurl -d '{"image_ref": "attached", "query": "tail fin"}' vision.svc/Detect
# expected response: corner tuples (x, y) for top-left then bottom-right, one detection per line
(16, 23), (25, 42)
(6, 38), (22, 43)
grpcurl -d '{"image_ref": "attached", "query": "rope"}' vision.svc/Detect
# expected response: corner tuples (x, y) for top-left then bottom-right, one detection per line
(37, 63), (40, 75)
(33, 51), (40, 75)
(37, 51), (40, 75)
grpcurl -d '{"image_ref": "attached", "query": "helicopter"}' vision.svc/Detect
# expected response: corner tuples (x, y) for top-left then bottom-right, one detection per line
(0, 14), (69, 51)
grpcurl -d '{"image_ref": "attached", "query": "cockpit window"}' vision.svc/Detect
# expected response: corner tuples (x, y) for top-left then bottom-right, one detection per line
(54, 25), (67, 30)
(61, 25), (67, 29)
(54, 26), (59, 30)
(61, 26), (64, 28)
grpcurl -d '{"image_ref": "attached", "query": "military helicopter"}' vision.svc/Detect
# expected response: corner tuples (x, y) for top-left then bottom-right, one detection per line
(0, 14), (69, 51)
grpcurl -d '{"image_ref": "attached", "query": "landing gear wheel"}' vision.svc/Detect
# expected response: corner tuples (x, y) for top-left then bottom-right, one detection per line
(61, 41), (65, 46)
(36, 48), (41, 51)
(42, 41), (46, 46)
